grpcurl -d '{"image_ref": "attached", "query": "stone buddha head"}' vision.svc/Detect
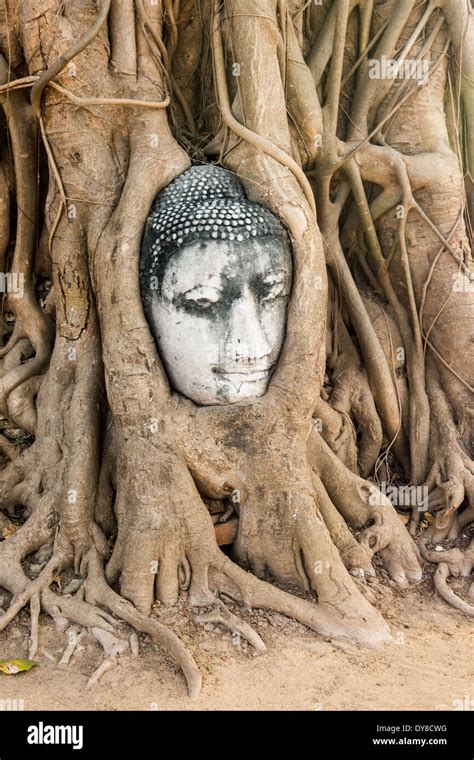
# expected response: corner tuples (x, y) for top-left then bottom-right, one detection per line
(140, 165), (292, 405)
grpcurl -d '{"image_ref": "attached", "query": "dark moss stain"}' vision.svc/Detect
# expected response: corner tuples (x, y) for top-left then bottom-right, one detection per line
(221, 421), (259, 454)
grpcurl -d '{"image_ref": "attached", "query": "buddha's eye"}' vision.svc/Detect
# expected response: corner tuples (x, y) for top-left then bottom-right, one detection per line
(261, 281), (287, 303)
(194, 299), (213, 308)
(182, 286), (222, 311)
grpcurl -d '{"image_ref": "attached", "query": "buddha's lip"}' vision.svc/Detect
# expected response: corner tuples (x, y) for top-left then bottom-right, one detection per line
(213, 363), (274, 378)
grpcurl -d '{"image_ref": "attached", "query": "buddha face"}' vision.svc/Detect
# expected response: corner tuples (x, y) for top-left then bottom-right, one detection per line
(147, 236), (292, 405)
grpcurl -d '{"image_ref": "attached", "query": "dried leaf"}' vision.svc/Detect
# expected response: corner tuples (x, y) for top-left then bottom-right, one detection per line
(0, 658), (38, 675)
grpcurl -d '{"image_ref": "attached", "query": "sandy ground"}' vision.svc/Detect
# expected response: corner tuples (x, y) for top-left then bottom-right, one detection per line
(0, 573), (472, 711)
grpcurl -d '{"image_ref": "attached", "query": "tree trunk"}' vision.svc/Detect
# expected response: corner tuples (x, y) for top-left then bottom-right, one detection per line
(0, 0), (471, 697)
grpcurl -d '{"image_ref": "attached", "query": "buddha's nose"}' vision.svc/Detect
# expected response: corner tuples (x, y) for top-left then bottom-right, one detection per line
(224, 287), (271, 364)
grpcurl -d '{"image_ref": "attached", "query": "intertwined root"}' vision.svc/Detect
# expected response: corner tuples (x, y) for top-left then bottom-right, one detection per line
(0, 457), (398, 700)
(416, 426), (474, 616)
(308, 431), (424, 589)
(0, 520), (202, 698)
(0, 375), (401, 701)
(420, 538), (474, 617)
(0, 393), (468, 702)
(193, 600), (266, 652)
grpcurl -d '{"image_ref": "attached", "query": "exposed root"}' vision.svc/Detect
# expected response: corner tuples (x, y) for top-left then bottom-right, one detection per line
(310, 470), (375, 577)
(30, 0), (112, 116)
(325, 290), (387, 478)
(41, 588), (119, 633)
(28, 592), (40, 660)
(0, 555), (62, 632)
(308, 431), (423, 588)
(433, 564), (474, 618)
(58, 626), (83, 667)
(420, 538), (474, 617)
(210, 551), (393, 648)
(86, 656), (118, 687)
(87, 627), (129, 688)
(193, 599), (266, 652)
(84, 543), (202, 700)
(211, 0), (316, 217)
(130, 632), (139, 657)
(408, 369), (474, 616)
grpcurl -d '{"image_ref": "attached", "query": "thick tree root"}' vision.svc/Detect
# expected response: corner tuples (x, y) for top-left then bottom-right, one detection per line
(308, 431), (423, 588)
(210, 552), (392, 648)
(0, 498), (394, 702)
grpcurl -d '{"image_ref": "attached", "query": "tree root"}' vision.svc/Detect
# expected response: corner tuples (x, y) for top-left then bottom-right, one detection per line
(41, 588), (119, 633)
(327, 297), (384, 477)
(86, 654), (119, 688)
(0, 522), (203, 698)
(86, 627), (129, 688)
(58, 626), (83, 668)
(28, 592), (40, 659)
(308, 430), (423, 588)
(310, 470), (375, 577)
(433, 564), (474, 618)
(0, 555), (63, 632)
(0, 485), (395, 703)
(420, 538), (474, 617)
(420, 368), (474, 540)
(193, 599), (266, 652)
(30, 0), (112, 117)
(83, 541), (202, 699)
(209, 551), (392, 648)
